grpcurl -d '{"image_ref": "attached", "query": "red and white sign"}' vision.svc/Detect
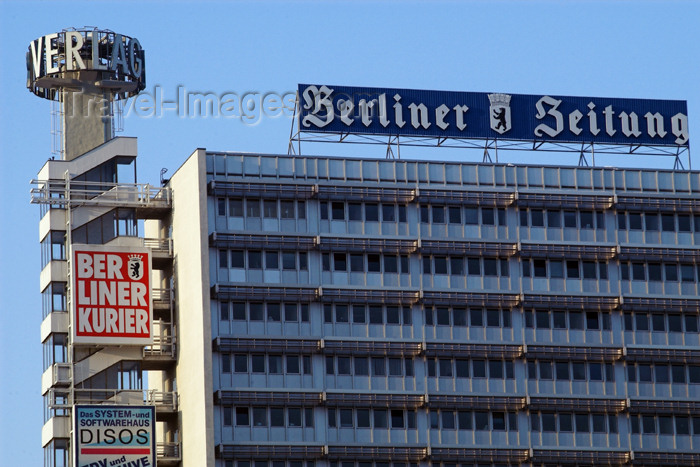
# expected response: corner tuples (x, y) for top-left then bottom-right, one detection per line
(72, 245), (152, 345)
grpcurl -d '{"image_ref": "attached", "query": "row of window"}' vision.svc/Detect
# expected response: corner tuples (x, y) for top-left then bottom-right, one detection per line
(519, 209), (605, 230)
(223, 406), (314, 427)
(220, 353), (700, 386)
(219, 302), (310, 323)
(223, 354), (312, 375)
(219, 250), (309, 271)
(420, 205), (507, 226)
(226, 462), (417, 467)
(325, 356), (414, 377)
(217, 302), (700, 336)
(216, 197), (700, 234)
(324, 304), (412, 325)
(527, 361), (615, 382)
(430, 410), (518, 431)
(623, 312), (700, 333)
(322, 253), (410, 274)
(620, 261), (700, 282)
(630, 414), (700, 435)
(522, 259), (608, 280)
(425, 307), (511, 328)
(427, 358), (514, 379)
(221, 407), (700, 436)
(328, 408), (416, 429)
(422, 256), (509, 277)
(524, 310), (611, 331)
(530, 412), (617, 433)
(218, 198), (307, 220)
(627, 363), (700, 384)
(618, 211), (700, 233)
(225, 461), (318, 467)
(217, 249), (700, 284)
(322, 201), (408, 223)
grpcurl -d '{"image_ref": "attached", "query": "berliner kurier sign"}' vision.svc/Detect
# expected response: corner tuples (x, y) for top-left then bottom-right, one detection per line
(299, 84), (689, 147)
(71, 245), (152, 345)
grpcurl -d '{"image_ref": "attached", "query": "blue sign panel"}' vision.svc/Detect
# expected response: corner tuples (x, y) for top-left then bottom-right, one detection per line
(298, 84), (689, 147)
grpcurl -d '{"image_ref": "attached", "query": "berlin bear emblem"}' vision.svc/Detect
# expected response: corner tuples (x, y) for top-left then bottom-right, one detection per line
(488, 93), (512, 135)
(128, 254), (144, 280)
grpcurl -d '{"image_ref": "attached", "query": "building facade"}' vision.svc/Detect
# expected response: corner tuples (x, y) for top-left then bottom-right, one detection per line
(37, 139), (700, 466)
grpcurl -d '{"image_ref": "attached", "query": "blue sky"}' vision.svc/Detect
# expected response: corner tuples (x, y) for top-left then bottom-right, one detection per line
(1, 0), (699, 464)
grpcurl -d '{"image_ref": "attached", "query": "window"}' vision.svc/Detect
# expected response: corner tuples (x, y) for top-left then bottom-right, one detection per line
(531, 209), (544, 227)
(548, 210), (561, 228)
(236, 407), (249, 426)
(348, 203), (362, 221)
(247, 199), (260, 218)
(464, 207), (478, 225)
(564, 211), (577, 227)
(382, 204), (395, 222)
(365, 203), (379, 221)
(234, 355), (248, 372)
(432, 206), (445, 223)
(264, 200), (277, 218)
(332, 202), (345, 220)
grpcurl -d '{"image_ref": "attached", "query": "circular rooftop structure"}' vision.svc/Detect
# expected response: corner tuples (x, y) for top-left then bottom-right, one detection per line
(26, 28), (146, 101)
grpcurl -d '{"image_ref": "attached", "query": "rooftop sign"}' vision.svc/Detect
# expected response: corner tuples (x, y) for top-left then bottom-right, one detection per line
(298, 84), (689, 147)
(27, 28), (146, 100)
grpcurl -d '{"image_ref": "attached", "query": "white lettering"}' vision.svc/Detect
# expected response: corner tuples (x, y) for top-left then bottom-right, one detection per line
(587, 102), (600, 136)
(107, 255), (123, 279)
(435, 104), (450, 130)
(568, 109), (583, 135)
(44, 33), (59, 74)
(603, 105), (616, 136)
(358, 99), (375, 127)
(91, 31), (107, 70)
(534, 96), (563, 137)
(78, 308), (92, 332)
(301, 85), (334, 128)
(408, 103), (431, 130)
(338, 99), (354, 126)
(131, 283), (148, 307)
(378, 94), (390, 127)
(619, 111), (641, 138)
(136, 309), (149, 334)
(76, 253), (93, 278)
(453, 104), (468, 131)
(645, 112), (667, 138)
(393, 94), (405, 128)
(672, 113), (689, 145)
(65, 31), (85, 71)
(93, 254), (106, 279)
(30, 36), (43, 78)
(106, 308), (118, 333)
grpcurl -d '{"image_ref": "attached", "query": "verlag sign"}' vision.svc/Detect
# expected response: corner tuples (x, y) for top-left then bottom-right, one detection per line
(72, 245), (152, 345)
(26, 29), (146, 100)
(299, 84), (689, 147)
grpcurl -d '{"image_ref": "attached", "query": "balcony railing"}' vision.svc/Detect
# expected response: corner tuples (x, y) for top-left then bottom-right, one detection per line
(30, 180), (171, 209)
(143, 237), (173, 256)
(157, 442), (181, 461)
(144, 334), (176, 359)
(72, 388), (178, 412)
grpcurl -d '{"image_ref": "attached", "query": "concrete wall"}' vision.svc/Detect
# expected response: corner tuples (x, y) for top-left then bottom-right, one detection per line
(168, 149), (215, 465)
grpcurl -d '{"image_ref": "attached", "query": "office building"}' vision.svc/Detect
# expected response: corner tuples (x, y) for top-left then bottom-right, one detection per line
(36, 139), (700, 466)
